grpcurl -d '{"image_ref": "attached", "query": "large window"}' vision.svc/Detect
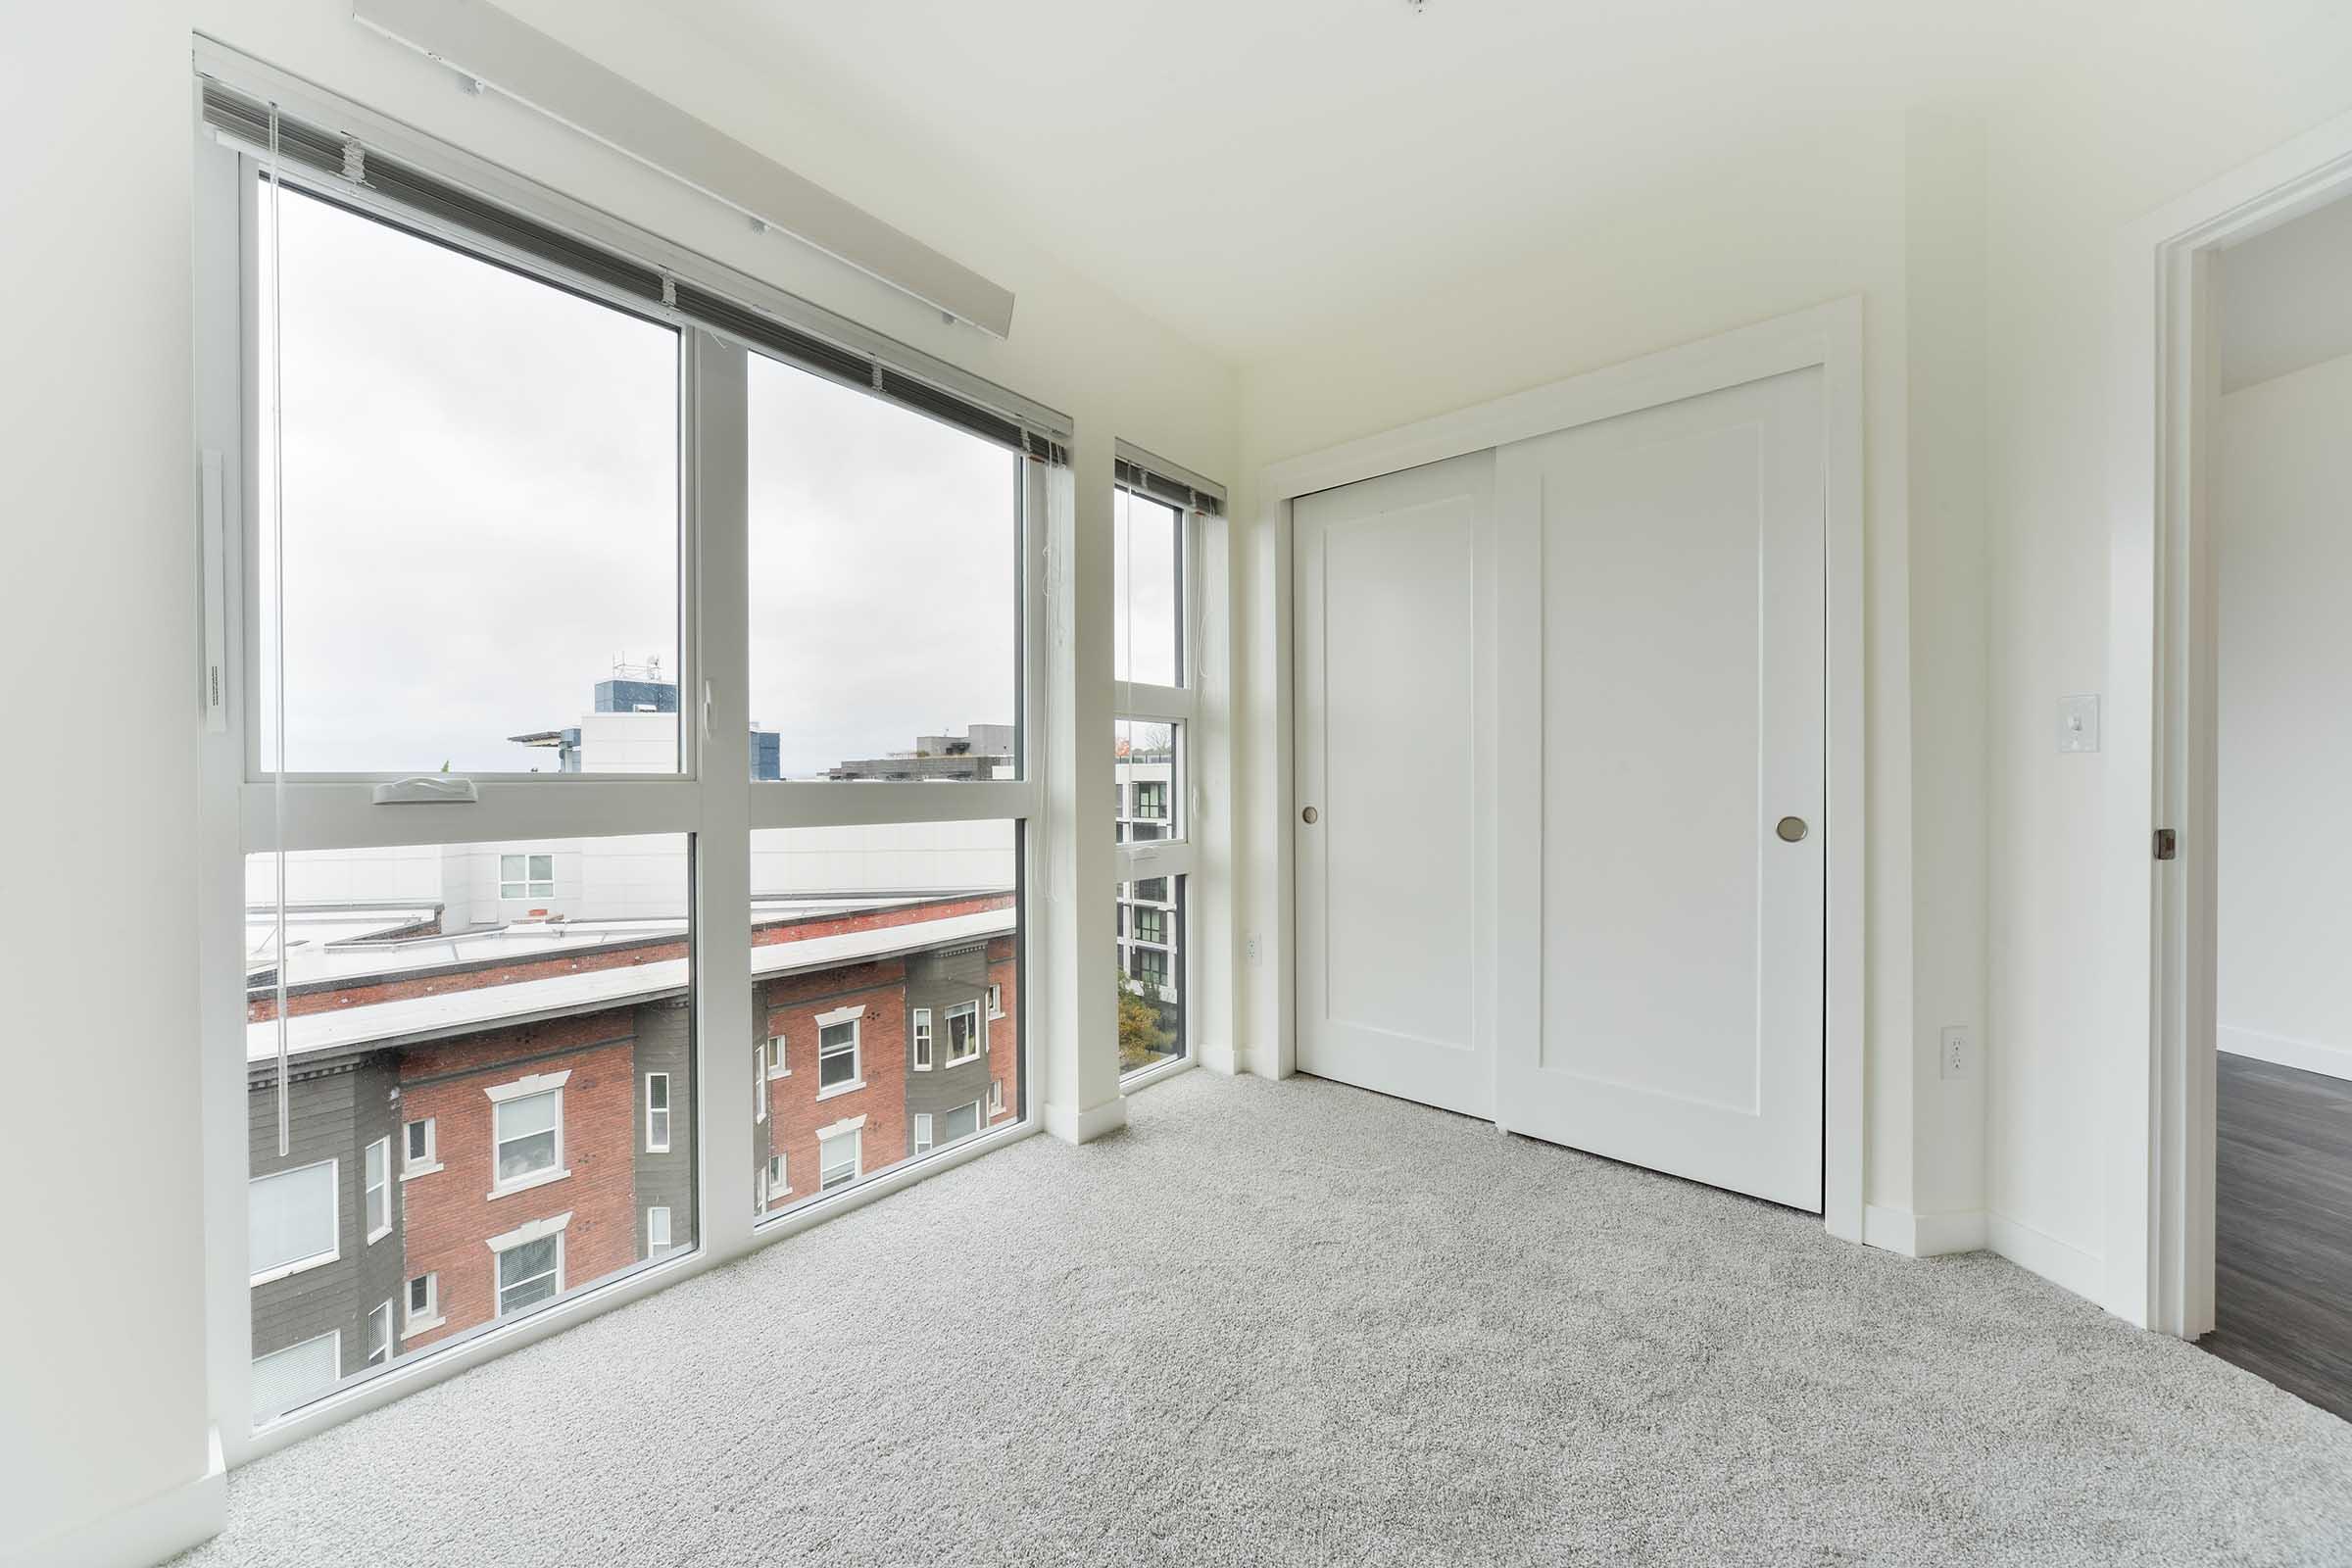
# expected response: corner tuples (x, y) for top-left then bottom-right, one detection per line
(210, 81), (1049, 1444)
(244, 837), (694, 1423)
(255, 182), (680, 776)
(1111, 462), (1212, 1080)
(750, 821), (1024, 1221)
(746, 353), (1019, 782)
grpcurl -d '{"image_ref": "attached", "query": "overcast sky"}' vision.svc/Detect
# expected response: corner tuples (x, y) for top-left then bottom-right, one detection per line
(257, 183), (1172, 779)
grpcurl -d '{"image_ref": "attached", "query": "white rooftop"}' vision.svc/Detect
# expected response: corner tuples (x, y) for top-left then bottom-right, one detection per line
(246, 906), (1014, 1063)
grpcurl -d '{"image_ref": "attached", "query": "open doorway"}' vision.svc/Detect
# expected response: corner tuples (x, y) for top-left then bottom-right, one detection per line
(2200, 192), (2352, 1419)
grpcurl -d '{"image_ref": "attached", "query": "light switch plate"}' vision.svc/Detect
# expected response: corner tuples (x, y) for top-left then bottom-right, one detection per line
(2058, 694), (2101, 754)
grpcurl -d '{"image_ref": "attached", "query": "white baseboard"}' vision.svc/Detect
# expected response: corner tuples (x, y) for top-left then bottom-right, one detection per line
(1862, 1202), (1916, 1253)
(1986, 1210), (2104, 1305)
(1864, 1204), (1988, 1257)
(2, 1426), (224, 1568)
(2220, 1024), (2352, 1082)
(1041, 1095), (1128, 1145)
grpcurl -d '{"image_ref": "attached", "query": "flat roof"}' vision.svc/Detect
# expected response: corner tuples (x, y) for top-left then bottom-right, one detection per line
(246, 906), (1014, 1064)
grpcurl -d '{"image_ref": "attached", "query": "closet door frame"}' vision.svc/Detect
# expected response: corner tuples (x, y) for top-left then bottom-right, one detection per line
(1255, 298), (1867, 1244)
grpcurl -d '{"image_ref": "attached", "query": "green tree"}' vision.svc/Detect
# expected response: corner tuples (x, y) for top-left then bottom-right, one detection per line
(1118, 981), (1175, 1072)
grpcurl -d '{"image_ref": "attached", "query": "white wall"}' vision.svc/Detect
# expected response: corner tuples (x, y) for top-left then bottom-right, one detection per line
(1232, 109), (1956, 1229)
(0, 3), (217, 1564)
(1980, 9), (2352, 1297)
(2214, 351), (2352, 1081)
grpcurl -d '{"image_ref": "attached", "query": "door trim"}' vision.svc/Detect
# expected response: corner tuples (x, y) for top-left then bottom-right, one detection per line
(2102, 103), (2352, 1336)
(1256, 298), (1866, 1245)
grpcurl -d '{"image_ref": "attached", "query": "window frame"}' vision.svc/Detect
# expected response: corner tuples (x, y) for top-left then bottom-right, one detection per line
(366, 1299), (394, 1366)
(647, 1206), (672, 1249)
(486, 1073), (569, 1198)
(814, 1005), (864, 1099)
(646, 1072), (671, 1153)
(402, 1117), (439, 1177)
(763, 1033), (788, 1078)
(489, 1213), (571, 1318)
(944, 1000), (982, 1067)
(405, 1271), (441, 1333)
(818, 1123), (863, 1191)
(247, 1158), (340, 1287)
(911, 1006), (932, 1071)
(363, 1136), (392, 1245)
(1112, 457), (1209, 1085)
(499, 853), (556, 902)
(194, 55), (1062, 1464)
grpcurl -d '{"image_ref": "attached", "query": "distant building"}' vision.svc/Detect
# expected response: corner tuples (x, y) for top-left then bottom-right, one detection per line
(825, 722), (1014, 781)
(511, 661), (781, 778)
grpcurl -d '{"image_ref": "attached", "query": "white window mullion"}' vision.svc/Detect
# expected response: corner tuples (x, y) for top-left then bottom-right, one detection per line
(688, 327), (758, 1264)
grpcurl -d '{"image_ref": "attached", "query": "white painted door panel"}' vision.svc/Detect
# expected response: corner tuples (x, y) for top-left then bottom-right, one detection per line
(1496, 368), (1825, 1210)
(1294, 454), (1494, 1119)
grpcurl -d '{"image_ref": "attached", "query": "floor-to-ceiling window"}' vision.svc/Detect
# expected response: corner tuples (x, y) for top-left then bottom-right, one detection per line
(1112, 458), (1220, 1079)
(205, 80), (1054, 1438)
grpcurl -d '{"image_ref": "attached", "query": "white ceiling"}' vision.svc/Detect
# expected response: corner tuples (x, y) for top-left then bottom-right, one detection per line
(2221, 191), (2352, 393)
(682, 0), (2044, 365)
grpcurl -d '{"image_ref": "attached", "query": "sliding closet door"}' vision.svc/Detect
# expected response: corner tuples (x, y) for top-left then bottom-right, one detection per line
(1495, 368), (1826, 1210)
(1293, 453), (1495, 1119)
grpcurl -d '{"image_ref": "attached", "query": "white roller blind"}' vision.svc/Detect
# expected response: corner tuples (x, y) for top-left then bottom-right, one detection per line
(249, 1161), (337, 1277)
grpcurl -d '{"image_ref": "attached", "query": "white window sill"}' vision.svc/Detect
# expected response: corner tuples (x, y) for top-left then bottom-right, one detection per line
(945, 1054), (980, 1071)
(367, 1224), (392, 1247)
(250, 1250), (337, 1289)
(647, 1144), (670, 1155)
(487, 1167), (569, 1201)
(766, 1068), (790, 1080)
(814, 1079), (865, 1102)
(403, 1313), (446, 1336)
(399, 1162), (443, 1180)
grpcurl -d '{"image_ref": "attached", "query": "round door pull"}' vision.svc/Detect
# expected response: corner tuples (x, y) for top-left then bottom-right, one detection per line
(1301, 806), (1320, 825)
(1775, 815), (1808, 843)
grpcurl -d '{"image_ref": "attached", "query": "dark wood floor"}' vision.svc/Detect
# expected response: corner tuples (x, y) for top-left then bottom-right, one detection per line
(2203, 1052), (2352, 1420)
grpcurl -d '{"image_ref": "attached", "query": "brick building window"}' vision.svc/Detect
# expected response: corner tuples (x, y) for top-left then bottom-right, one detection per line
(816, 1008), (862, 1095)
(819, 1127), (861, 1191)
(488, 1074), (568, 1194)
(491, 1215), (569, 1316)
(403, 1117), (438, 1176)
(987, 983), (1004, 1018)
(406, 1273), (439, 1332)
(763, 1034), (788, 1077)
(765, 1154), (786, 1199)
(990, 1079), (1005, 1117)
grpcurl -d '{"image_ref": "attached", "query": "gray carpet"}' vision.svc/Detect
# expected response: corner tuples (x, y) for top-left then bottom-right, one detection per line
(178, 1071), (2352, 1567)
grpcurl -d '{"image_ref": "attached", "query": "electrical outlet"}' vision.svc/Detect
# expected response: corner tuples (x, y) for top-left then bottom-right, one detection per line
(1245, 934), (1263, 968)
(1938, 1025), (1972, 1081)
